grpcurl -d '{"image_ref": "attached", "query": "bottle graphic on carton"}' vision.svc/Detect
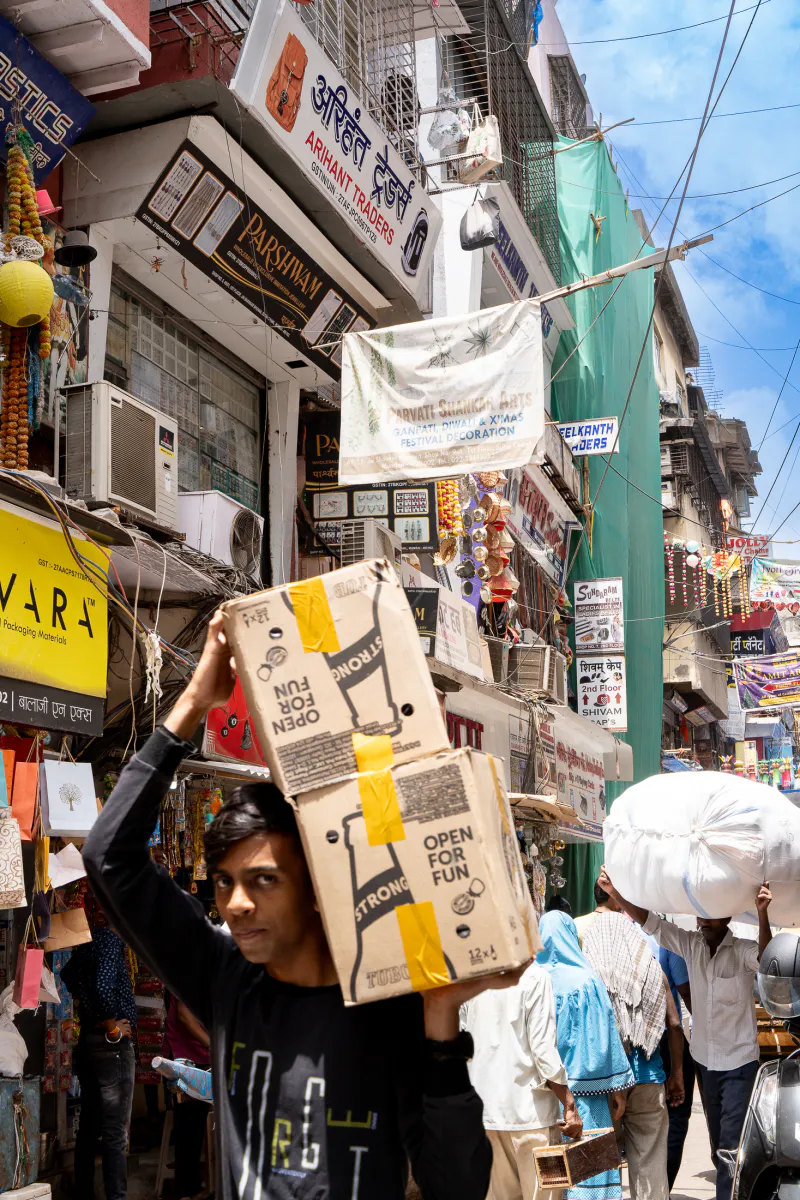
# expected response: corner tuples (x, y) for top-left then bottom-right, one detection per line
(281, 574), (402, 736)
(342, 813), (455, 1002)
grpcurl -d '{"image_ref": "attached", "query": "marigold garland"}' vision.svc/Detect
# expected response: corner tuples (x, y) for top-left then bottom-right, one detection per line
(0, 133), (52, 470)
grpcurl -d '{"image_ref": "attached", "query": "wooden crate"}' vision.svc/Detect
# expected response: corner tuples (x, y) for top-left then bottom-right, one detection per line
(534, 1129), (620, 1188)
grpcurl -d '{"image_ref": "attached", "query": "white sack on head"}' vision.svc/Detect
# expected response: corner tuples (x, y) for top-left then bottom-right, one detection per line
(603, 771), (800, 925)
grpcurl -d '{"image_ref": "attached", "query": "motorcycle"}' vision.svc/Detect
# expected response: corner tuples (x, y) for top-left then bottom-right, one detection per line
(720, 1039), (800, 1199)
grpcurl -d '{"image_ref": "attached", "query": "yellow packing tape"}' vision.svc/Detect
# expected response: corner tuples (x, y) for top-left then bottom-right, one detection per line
(358, 769), (405, 846)
(288, 578), (340, 654)
(396, 901), (450, 992)
(352, 732), (394, 773)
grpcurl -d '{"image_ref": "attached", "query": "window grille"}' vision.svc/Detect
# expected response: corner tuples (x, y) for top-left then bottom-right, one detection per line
(439, 0), (561, 283)
(548, 54), (590, 140)
(296, 0), (420, 166)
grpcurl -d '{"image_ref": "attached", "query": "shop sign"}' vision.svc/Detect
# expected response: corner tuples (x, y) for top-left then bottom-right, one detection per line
(749, 557), (800, 610)
(304, 412), (438, 552)
(731, 631), (765, 657)
(405, 587), (484, 680)
(576, 654), (628, 732)
(204, 678), (267, 767)
(555, 726), (606, 839)
(720, 662), (746, 740)
(0, 504), (107, 735)
(735, 650), (800, 709)
(574, 577), (625, 653)
(727, 533), (770, 561)
(555, 417), (620, 457)
(230, 0), (440, 303)
(506, 464), (578, 586)
(487, 218), (554, 341)
(339, 299), (545, 483)
(136, 139), (373, 380)
(0, 15), (95, 186)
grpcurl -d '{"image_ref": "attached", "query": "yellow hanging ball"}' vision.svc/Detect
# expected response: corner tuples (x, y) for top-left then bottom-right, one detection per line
(0, 259), (54, 328)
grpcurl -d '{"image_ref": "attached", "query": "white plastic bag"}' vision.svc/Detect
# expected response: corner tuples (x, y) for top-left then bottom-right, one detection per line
(0, 983), (28, 1075)
(603, 771), (800, 925)
(459, 196), (500, 250)
(428, 86), (470, 153)
(460, 107), (503, 184)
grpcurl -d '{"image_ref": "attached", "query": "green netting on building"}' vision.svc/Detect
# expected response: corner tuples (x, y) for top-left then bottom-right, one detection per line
(550, 137), (663, 916)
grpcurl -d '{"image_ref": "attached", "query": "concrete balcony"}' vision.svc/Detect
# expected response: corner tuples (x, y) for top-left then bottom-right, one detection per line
(663, 625), (729, 720)
(0, 0), (150, 95)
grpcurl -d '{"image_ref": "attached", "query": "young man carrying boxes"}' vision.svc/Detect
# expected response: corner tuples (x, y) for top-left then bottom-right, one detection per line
(84, 559), (539, 1199)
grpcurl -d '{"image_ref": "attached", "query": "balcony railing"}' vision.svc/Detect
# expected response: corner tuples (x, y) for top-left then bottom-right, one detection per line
(436, 0), (561, 283)
(149, 0), (420, 167)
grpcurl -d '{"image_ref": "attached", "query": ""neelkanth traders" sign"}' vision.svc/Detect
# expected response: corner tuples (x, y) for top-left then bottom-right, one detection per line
(136, 139), (373, 379)
(0, 504), (108, 734)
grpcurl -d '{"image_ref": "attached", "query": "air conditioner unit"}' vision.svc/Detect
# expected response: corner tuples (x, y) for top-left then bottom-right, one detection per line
(64, 382), (178, 529)
(178, 490), (264, 582)
(339, 519), (402, 568)
(507, 644), (568, 705)
(661, 482), (677, 510)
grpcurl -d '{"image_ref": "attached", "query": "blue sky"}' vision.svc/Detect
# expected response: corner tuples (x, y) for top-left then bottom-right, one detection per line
(556, 0), (800, 546)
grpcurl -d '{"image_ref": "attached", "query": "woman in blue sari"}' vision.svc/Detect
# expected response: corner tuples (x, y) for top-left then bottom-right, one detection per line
(538, 912), (634, 1200)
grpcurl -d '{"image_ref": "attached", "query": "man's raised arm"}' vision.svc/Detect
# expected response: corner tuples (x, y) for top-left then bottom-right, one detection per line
(83, 614), (238, 1023)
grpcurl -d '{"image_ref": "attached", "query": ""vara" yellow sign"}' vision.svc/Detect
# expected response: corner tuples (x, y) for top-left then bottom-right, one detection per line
(0, 504), (108, 699)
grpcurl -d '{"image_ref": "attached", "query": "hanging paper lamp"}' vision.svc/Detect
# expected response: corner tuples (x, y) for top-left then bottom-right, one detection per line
(685, 540), (700, 554)
(0, 260), (54, 327)
(686, 553), (700, 568)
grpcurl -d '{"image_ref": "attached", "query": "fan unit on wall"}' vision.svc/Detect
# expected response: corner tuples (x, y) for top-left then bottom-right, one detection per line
(507, 644), (568, 705)
(63, 383), (178, 529)
(178, 491), (264, 582)
(339, 519), (402, 568)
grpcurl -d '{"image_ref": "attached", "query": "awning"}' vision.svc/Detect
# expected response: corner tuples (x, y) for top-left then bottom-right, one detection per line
(745, 716), (784, 740)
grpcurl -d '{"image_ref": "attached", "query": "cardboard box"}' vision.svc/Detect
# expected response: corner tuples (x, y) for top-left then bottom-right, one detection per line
(295, 747), (541, 1004)
(221, 559), (449, 795)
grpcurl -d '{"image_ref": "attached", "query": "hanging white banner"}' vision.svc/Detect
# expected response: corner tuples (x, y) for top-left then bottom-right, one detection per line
(339, 299), (545, 483)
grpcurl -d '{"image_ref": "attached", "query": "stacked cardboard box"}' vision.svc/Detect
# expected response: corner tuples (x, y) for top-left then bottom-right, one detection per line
(222, 558), (539, 1004)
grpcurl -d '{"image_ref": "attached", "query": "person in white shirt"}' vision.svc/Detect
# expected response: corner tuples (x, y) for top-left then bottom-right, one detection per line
(598, 867), (772, 1200)
(462, 962), (583, 1200)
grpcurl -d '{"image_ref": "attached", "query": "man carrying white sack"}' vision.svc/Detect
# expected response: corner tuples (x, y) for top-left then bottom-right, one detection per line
(599, 867), (772, 1200)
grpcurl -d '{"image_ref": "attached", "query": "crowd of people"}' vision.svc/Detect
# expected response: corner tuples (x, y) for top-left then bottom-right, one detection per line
(65, 617), (775, 1200)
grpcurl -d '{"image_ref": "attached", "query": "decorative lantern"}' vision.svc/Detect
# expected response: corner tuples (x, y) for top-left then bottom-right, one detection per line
(0, 260), (54, 327)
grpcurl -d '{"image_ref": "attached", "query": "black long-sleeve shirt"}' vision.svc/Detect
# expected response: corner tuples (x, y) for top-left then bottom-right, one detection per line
(83, 726), (492, 1200)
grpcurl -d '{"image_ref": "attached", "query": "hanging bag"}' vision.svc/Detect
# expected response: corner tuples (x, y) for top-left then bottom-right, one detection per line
(0, 810), (26, 909)
(11, 735), (41, 842)
(460, 105), (504, 184)
(40, 759), (98, 838)
(428, 79), (470, 154)
(459, 191), (501, 250)
(13, 917), (44, 1010)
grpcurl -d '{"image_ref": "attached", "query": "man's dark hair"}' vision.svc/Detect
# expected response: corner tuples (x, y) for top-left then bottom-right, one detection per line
(204, 783), (301, 873)
(545, 895), (572, 915)
(594, 880), (610, 906)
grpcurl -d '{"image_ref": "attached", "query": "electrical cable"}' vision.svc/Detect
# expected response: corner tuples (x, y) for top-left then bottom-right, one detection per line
(696, 332), (798, 351)
(610, 100), (800, 127)
(698, 250), (800, 306)
(612, 150), (800, 412)
(520, 0), (753, 658)
(690, 180), (800, 240)
(558, 166), (800, 202)
(538, 0), (773, 46)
